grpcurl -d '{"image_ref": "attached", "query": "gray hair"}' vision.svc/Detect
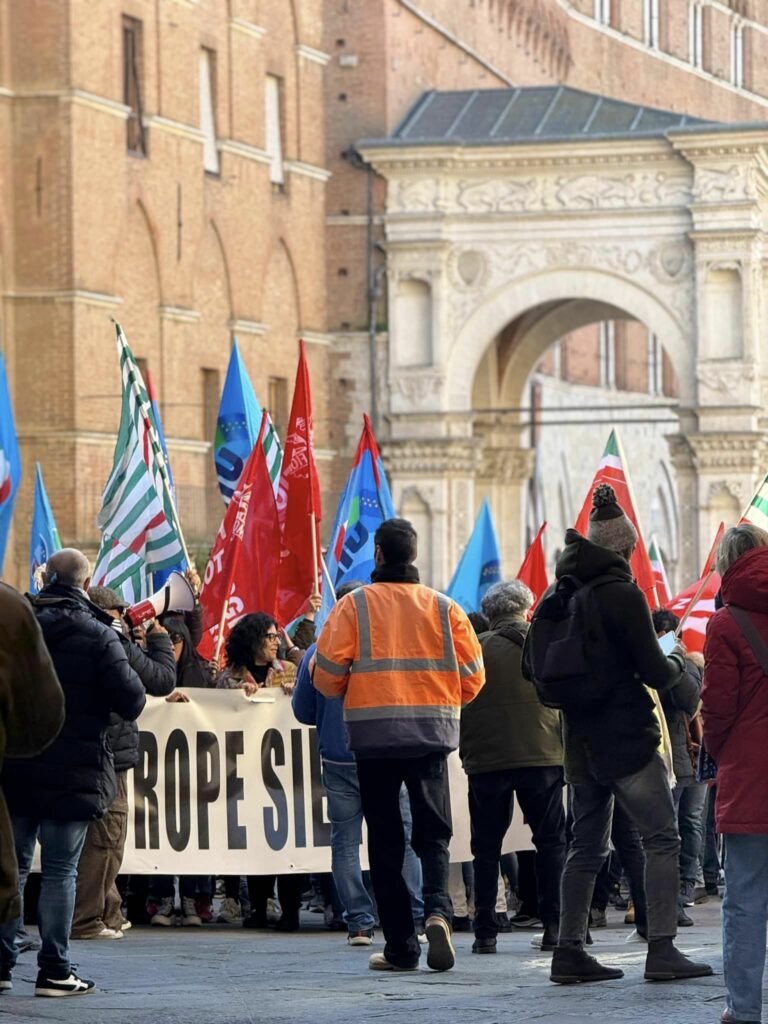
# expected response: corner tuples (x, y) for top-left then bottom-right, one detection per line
(481, 579), (534, 622)
(44, 548), (91, 589)
(716, 523), (768, 576)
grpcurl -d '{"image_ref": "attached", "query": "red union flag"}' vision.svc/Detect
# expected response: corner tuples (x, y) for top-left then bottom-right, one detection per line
(666, 522), (724, 655)
(276, 341), (322, 625)
(575, 430), (657, 604)
(517, 522), (548, 613)
(198, 413), (281, 660)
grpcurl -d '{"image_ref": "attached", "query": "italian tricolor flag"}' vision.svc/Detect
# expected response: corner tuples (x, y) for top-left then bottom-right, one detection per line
(648, 535), (671, 607)
(575, 430), (658, 605)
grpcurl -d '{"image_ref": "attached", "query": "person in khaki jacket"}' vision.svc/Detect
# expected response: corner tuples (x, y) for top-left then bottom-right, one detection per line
(0, 583), (65, 928)
(315, 518), (485, 975)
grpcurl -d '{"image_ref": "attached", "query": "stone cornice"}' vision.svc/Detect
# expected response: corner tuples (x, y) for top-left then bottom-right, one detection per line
(218, 139), (271, 165)
(295, 43), (331, 67)
(4, 289), (122, 307)
(285, 159), (332, 182)
(381, 437), (481, 476)
(160, 305), (201, 323)
(230, 17), (266, 40)
(685, 432), (768, 472)
(230, 318), (268, 336)
(146, 115), (204, 143)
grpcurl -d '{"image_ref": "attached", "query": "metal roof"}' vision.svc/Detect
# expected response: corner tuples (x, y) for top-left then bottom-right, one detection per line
(373, 86), (717, 147)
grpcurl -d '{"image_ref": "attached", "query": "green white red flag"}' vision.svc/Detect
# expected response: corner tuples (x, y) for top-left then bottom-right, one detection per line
(666, 523), (724, 655)
(575, 430), (657, 604)
(93, 324), (184, 603)
(648, 535), (671, 607)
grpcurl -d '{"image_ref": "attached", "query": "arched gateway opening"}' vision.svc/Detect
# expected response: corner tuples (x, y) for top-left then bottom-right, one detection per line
(359, 86), (768, 590)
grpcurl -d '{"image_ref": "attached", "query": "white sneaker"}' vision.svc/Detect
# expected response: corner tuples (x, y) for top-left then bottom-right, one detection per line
(425, 915), (455, 972)
(417, 932), (428, 945)
(150, 897), (176, 926)
(95, 927), (123, 939)
(217, 897), (242, 924)
(625, 929), (648, 944)
(120, 919), (132, 932)
(181, 897), (202, 926)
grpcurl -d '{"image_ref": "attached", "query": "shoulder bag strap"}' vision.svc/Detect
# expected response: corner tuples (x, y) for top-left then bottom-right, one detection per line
(728, 605), (768, 676)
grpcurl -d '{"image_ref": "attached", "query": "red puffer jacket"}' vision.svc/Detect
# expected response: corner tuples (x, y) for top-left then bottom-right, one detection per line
(702, 545), (768, 834)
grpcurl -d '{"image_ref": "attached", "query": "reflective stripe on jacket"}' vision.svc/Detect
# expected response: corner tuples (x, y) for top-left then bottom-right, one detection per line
(314, 582), (485, 758)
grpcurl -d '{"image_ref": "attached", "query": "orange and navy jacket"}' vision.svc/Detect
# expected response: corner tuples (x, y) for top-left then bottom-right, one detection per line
(313, 582), (485, 758)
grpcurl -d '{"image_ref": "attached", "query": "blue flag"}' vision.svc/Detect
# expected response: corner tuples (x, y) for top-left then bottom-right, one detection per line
(446, 497), (502, 613)
(318, 415), (395, 627)
(29, 463), (62, 593)
(214, 340), (261, 504)
(0, 354), (21, 574)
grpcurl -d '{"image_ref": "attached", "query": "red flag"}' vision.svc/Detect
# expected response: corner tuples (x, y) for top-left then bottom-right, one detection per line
(665, 522), (724, 655)
(198, 413), (281, 660)
(517, 522), (548, 612)
(276, 341), (322, 625)
(575, 430), (656, 604)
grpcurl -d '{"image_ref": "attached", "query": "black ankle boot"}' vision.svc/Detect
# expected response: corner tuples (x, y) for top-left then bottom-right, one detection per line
(644, 938), (713, 981)
(472, 936), (497, 954)
(540, 925), (558, 952)
(550, 945), (624, 984)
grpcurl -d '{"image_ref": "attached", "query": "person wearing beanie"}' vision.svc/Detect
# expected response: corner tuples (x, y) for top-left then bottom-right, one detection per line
(537, 484), (712, 986)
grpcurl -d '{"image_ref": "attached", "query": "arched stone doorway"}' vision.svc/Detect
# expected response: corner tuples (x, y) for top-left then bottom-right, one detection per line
(359, 85), (768, 588)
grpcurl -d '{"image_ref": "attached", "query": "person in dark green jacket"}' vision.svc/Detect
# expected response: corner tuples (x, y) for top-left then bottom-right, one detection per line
(460, 579), (565, 955)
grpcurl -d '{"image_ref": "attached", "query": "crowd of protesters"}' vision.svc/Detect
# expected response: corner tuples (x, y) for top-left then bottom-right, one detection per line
(0, 501), (764, 1021)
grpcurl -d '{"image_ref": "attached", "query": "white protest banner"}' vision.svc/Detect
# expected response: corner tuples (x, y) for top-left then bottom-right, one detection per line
(122, 690), (533, 874)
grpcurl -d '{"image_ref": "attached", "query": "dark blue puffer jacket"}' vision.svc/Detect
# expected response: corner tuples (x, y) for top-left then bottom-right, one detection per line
(2, 585), (146, 821)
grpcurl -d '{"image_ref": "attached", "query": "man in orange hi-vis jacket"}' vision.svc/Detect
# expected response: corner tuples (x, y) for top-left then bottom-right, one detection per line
(314, 518), (485, 974)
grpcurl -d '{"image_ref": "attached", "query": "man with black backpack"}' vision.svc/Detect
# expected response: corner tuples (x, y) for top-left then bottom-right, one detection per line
(524, 484), (712, 985)
(460, 579), (566, 956)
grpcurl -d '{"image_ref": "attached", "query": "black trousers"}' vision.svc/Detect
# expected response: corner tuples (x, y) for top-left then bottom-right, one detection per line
(469, 766), (566, 939)
(246, 875), (303, 925)
(592, 801), (648, 933)
(357, 752), (453, 968)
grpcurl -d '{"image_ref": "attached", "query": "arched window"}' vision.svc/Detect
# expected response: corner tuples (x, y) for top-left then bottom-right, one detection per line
(731, 21), (744, 87)
(594, 0), (611, 26)
(689, 2), (703, 67)
(644, 0), (660, 49)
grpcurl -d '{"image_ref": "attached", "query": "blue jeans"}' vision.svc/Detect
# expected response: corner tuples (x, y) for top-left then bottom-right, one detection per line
(672, 780), (707, 885)
(722, 834), (768, 1023)
(0, 817), (89, 977)
(322, 761), (376, 931)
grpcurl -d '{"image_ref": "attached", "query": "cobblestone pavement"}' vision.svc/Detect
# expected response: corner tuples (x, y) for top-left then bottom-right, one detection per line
(0, 900), (750, 1024)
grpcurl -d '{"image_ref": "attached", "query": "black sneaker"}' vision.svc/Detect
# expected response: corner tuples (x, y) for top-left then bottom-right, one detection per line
(347, 929), (374, 946)
(451, 915), (471, 932)
(35, 971), (95, 997)
(551, 946), (624, 984)
(472, 936), (497, 954)
(0, 967), (12, 992)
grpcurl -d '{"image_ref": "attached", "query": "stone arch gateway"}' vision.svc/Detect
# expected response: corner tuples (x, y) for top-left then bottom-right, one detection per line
(359, 86), (768, 588)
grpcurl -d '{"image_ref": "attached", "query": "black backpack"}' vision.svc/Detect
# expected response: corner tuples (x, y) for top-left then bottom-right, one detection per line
(522, 574), (620, 711)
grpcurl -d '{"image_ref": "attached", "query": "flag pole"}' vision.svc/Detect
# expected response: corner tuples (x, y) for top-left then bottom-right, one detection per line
(321, 552), (337, 602)
(112, 320), (191, 567)
(310, 511), (321, 598)
(612, 428), (659, 607)
(674, 570), (713, 638)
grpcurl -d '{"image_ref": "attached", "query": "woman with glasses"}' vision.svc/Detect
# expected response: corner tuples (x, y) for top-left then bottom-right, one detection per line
(215, 613), (304, 931)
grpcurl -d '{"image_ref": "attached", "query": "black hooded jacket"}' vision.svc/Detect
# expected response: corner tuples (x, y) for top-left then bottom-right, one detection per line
(554, 529), (685, 784)
(107, 629), (176, 772)
(2, 585), (146, 821)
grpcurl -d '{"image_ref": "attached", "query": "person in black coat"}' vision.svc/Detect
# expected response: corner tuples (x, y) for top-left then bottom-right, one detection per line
(0, 550), (145, 998)
(71, 586), (176, 940)
(535, 487), (711, 987)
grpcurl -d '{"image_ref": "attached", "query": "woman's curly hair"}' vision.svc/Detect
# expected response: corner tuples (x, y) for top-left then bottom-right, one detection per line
(225, 612), (279, 671)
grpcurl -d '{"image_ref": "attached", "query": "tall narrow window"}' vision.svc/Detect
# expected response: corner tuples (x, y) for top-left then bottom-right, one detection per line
(268, 376), (289, 442)
(265, 75), (285, 188)
(594, 0), (611, 26)
(599, 322), (616, 389)
(644, 0), (660, 48)
(731, 22), (744, 87)
(647, 333), (663, 396)
(689, 2), (703, 67)
(199, 48), (219, 174)
(123, 16), (146, 155)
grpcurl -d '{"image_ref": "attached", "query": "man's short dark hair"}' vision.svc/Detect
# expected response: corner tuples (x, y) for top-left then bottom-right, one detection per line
(651, 608), (679, 635)
(374, 519), (418, 565)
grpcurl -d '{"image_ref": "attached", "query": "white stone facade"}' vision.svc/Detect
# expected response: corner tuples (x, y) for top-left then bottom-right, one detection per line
(360, 124), (768, 588)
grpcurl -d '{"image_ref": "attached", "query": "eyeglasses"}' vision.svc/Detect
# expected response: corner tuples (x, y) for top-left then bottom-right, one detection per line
(264, 632), (280, 641)
(169, 634), (184, 645)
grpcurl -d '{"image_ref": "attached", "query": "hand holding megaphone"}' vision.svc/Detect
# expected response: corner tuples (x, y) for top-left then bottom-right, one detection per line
(125, 571), (195, 627)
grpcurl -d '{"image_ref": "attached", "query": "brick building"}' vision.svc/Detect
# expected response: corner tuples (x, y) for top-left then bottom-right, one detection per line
(0, 0), (331, 587)
(324, 0), (768, 588)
